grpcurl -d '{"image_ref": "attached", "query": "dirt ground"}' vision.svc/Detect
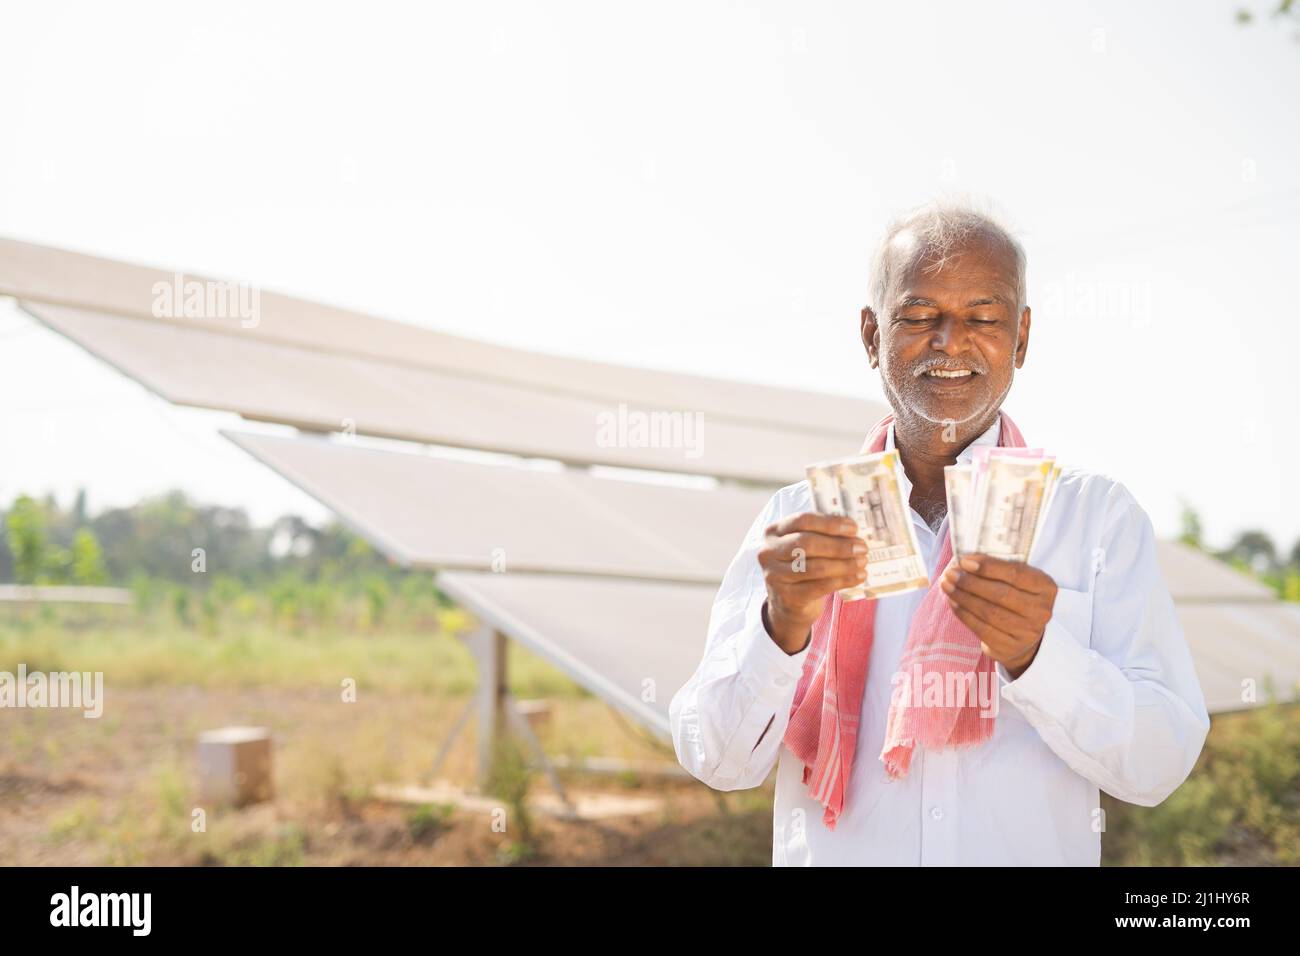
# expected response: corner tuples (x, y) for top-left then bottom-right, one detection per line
(0, 686), (774, 866)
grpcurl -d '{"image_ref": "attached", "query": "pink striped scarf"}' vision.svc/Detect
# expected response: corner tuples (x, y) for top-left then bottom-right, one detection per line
(783, 410), (1027, 830)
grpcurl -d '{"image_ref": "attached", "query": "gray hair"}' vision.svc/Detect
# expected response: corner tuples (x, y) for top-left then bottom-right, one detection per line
(868, 198), (1027, 315)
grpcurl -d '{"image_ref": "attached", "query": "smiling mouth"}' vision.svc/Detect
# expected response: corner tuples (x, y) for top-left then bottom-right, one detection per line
(918, 368), (980, 384)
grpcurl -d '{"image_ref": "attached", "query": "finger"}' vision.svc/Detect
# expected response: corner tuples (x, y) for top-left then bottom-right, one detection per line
(948, 603), (1018, 652)
(764, 530), (868, 561)
(956, 554), (1050, 594)
(944, 587), (1040, 641)
(943, 568), (1020, 608)
(770, 512), (860, 539)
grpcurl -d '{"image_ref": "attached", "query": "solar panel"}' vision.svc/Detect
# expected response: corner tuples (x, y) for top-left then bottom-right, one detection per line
(27, 301), (868, 484)
(1177, 602), (1300, 713)
(0, 237), (883, 438)
(1153, 539), (1275, 602)
(222, 429), (773, 583)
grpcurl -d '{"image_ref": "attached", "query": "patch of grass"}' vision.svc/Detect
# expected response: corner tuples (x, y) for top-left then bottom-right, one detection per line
(406, 802), (454, 842)
(0, 605), (589, 699)
(214, 825), (310, 867)
(150, 763), (193, 850)
(6, 725), (35, 761)
(46, 798), (102, 845)
(484, 734), (537, 856)
(496, 840), (538, 865)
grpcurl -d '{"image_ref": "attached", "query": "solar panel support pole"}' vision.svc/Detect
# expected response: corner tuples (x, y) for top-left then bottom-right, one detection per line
(437, 626), (574, 815)
(475, 628), (508, 791)
(428, 628), (502, 786)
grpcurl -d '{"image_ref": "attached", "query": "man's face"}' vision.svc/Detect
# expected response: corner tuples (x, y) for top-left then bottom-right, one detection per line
(863, 229), (1031, 429)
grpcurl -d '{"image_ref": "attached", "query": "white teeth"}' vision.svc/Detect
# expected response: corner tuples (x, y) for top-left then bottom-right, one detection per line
(925, 369), (973, 378)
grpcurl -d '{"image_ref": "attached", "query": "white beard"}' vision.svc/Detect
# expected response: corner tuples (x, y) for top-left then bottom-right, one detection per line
(881, 354), (1015, 427)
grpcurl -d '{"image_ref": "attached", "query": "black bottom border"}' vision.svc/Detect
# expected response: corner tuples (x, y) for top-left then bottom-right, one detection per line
(1, 864), (1288, 941)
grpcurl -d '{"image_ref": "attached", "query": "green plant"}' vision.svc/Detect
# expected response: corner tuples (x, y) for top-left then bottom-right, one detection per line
(484, 733), (537, 853)
(71, 528), (108, 585)
(6, 495), (47, 585)
(406, 802), (454, 841)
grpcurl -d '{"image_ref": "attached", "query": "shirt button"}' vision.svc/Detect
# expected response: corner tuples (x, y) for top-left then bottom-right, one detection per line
(774, 675), (790, 687)
(930, 806), (944, 821)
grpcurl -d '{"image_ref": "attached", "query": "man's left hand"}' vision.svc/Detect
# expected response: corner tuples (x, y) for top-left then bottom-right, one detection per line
(939, 555), (1058, 680)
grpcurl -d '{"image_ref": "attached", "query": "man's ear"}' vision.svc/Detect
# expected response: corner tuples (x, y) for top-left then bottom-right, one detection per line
(861, 306), (880, 369)
(1014, 306), (1031, 369)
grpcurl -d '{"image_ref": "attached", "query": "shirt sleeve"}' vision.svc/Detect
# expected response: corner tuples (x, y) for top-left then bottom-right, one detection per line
(994, 484), (1212, 807)
(669, 487), (811, 791)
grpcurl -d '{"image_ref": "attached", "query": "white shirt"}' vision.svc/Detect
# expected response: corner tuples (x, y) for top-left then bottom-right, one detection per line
(669, 416), (1211, 866)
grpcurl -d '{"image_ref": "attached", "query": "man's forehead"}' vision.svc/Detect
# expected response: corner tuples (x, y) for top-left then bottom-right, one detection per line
(887, 228), (1018, 302)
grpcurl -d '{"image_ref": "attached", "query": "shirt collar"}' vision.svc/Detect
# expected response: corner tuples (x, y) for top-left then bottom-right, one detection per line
(883, 414), (1002, 462)
(885, 415), (1002, 532)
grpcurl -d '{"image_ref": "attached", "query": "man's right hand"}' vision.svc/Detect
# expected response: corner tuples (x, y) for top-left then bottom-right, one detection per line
(757, 513), (868, 654)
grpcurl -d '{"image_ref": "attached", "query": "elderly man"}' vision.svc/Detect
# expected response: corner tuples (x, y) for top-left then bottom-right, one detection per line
(669, 200), (1210, 866)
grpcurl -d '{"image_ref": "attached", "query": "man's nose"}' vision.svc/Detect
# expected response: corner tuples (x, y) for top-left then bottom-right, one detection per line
(929, 315), (969, 353)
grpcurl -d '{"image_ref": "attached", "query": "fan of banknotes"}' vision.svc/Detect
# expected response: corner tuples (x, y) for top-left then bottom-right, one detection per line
(805, 450), (930, 601)
(805, 447), (1061, 602)
(944, 447), (1061, 563)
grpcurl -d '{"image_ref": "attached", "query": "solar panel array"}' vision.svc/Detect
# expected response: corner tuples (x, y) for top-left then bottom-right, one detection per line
(3, 236), (1296, 732)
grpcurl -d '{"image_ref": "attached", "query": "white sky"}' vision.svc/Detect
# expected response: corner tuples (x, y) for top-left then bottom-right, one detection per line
(1, 0), (1298, 551)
